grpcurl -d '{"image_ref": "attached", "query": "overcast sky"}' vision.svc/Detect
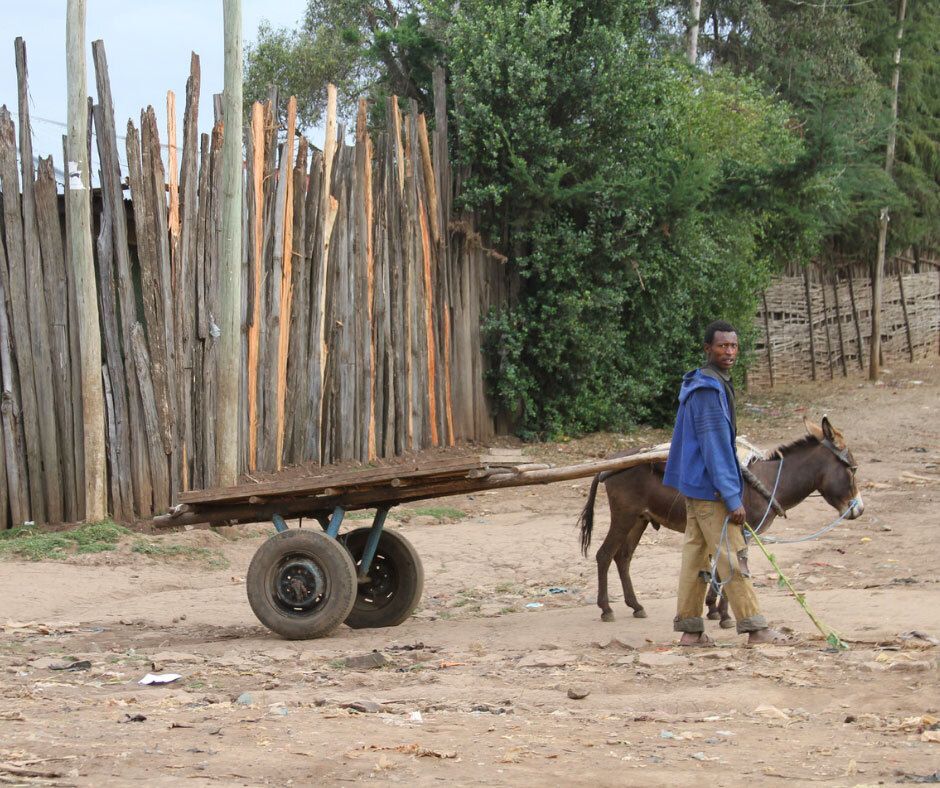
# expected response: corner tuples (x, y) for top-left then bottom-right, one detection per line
(0, 1), (310, 184)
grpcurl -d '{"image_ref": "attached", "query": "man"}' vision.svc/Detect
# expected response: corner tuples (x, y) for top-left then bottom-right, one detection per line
(663, 320), (785, 646)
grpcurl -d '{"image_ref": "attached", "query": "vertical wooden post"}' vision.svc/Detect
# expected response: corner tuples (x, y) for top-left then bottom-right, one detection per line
(218, 0), (243, 485)
(247, 102), (264, 471)
(846, 273), (865, 370)
(819, 272), (834, 379)
(831, 275), (848, 377)
(274, 97), (297, 469)
(870, 0), (908, 381)
(66, 0), (107, 520)
(761, 291), (774, 387)
(803, 266), (817, 381)
(897, 270), (914, 361)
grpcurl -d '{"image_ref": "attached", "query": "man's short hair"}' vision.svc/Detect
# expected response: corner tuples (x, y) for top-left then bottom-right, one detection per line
(704, 320), (737, 344)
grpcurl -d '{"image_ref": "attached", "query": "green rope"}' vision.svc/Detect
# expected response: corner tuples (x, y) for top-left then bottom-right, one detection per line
(744, 521), (849, 651)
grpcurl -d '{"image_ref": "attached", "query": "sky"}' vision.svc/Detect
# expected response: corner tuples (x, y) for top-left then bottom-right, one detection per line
(0, 1), (311, 186)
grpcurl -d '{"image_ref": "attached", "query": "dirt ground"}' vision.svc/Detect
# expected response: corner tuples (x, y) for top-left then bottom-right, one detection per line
(1, 359), (939, 787)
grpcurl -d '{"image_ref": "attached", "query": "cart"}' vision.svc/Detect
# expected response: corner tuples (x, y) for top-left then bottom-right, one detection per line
(153, 449), (669, 639)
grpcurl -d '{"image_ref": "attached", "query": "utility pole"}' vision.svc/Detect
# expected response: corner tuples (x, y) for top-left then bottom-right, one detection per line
(870, 0), (908, 381)
(218, 0), (243, 485)
(687, 0), (702, 65)
(66, 0), (107, 519)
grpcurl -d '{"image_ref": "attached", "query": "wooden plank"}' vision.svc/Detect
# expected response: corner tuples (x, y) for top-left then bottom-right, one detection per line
(403, 114), (418, 449)
(92, 39), (152, 516)
(846, 274), (865, 371)
(803, 266), (817, 380)
(831, 276), (848, 377)
(163, 449), (673, 527)
(246, 101), (264, 470)
(34, 156), (79, 519)
(0, 235), (29, 525)
(91, 124), (134, 522)
(819, 272), (834, 379)
(131, 324), (169, 513)
(61, 135), (85, 517)
(356, 99), (376, 462)
(15, 40), (63, 523)
(284, 138), (309, 464)
(181, 457), (491, 504)
(298, 149), (322, 461)
(0, 107), (45, 522)
(417, 190), (438, 446)
(177, 52), (201, 492)
(385, 102), (407, 457)
(897, 271), (914, 361)
(761, 291), (775, 387)
(274, 96), (297, 469)
(191, 132), (212, 491)
(100, 364), (126, 519)
(143, 108), (179, 497)
(315, 85), (339, 463)
(416, 113), (441, 246)
(203, 122), (224, 486)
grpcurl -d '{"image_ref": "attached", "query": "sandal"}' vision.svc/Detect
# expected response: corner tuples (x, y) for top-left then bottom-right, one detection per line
(678, 632), (715, 647)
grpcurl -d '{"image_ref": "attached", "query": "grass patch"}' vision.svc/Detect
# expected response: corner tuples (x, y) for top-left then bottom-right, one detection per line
(0, 520), (129, 561)
(408, 506), (467, 521)
(131, 540), (228, 569)
(346, 510), (376, 521)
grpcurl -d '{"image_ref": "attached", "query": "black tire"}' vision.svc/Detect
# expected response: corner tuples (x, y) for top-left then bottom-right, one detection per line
(246, 530), (357, 640)
(341, 528), (424, 629)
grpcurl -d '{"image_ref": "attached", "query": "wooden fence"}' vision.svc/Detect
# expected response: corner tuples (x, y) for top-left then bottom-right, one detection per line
(0, 40), (510, 528)
(749, 263), (940, 388)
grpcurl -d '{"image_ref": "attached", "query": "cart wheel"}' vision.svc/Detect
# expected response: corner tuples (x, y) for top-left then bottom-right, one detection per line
(247, 530), (357, 640)
(341, 528), (424, 629)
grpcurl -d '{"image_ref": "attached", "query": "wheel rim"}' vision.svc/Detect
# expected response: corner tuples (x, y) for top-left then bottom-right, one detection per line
(272, 554), (328, 615)
(356, 551), (399, 610)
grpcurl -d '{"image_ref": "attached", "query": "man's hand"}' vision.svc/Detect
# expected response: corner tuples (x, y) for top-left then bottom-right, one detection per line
(728, 505), (746, 525)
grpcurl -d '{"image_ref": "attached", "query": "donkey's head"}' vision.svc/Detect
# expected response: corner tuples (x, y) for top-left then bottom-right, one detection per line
(802, 416), (864, 519)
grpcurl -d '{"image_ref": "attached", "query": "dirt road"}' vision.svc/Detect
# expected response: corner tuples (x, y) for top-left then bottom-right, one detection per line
(1, 359), (938, 786)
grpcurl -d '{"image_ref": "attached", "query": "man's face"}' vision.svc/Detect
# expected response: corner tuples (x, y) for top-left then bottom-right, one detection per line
(705, 331), (738, 371)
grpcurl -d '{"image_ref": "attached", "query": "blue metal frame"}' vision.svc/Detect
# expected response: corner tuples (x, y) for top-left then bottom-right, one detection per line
(270, 505), (391, 580)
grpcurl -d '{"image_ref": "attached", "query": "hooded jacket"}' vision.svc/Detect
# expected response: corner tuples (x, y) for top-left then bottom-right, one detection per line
(663, 368), (743, 511)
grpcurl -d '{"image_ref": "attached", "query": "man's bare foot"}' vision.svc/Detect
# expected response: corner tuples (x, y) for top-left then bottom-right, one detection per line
(747, 628), (789, 645)
(678, 632), (714, 647)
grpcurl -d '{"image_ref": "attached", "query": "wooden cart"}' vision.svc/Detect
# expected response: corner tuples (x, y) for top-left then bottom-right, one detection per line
(153, 449), (668, 639)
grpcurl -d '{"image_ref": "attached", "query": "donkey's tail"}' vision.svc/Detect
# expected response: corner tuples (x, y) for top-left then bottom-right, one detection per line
(578, 474), (602, 557)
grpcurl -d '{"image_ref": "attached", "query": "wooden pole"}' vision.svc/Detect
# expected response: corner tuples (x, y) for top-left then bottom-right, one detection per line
(761, 291), (774, 387)
(218, 0), (243, 485)
(831, 276), (848, 377)
(819, 271), (834, 379)
(247, 102), (264, 471)
(687, 0), (702, 64)
(66, 0), (107, 520)
(897, 270), (914, 361)
(803, 266), (817, 381)
(870, 0), (907, 381)
(846, 273), (865, 370)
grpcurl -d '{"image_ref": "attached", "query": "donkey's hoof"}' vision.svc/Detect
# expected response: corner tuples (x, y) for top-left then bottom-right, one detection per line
(600, 610), (616, 623)
(719, 618), (735, 629)
(632, 608), (648, 619)
(706, 611), (721, 620)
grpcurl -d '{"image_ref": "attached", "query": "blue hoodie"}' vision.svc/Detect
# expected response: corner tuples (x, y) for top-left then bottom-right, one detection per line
(663, 368), (743, 511)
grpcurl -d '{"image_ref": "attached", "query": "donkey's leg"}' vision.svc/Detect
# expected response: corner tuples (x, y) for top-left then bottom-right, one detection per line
(595, 513), (634, 623)
(705, 577), (735, 628)
(613, 518), (649, 618)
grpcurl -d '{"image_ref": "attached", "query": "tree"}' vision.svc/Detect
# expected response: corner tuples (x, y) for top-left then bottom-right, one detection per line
(244, 0), (443, 129)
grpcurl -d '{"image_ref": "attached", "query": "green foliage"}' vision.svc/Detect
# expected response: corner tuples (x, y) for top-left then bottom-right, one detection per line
(131, 540), (229, 569)
(451, 0), (802, 434)
(0, 520), (129, 561)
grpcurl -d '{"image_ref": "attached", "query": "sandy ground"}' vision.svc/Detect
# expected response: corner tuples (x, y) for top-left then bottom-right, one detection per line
(1, 359), (939, 786)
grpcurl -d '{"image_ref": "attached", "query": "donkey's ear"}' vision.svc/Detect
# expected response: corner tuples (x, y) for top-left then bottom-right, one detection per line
(803, 416), (824, 441)
(821, 415), (836, 442)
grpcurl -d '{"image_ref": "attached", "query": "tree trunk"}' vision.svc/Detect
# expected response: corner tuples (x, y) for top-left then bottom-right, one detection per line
(687, 0), (702, 65)
(870, 0), (908, 381)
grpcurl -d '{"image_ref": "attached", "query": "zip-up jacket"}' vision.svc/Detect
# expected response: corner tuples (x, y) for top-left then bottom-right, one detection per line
(663, 368), (743, 511)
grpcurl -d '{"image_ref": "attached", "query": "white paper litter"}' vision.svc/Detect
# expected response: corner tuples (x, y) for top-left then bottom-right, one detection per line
(138, 672), (182, 685)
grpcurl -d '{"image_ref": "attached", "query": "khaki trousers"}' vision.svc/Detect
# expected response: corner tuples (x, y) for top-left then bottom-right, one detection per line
(674, 497), (767, 635)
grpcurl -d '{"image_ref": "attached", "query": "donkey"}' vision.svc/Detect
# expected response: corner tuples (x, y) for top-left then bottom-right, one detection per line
(578, 417), (864, 626)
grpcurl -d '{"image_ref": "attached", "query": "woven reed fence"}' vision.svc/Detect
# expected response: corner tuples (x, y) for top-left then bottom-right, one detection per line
(749, 264), (940, 388)
(0, 40), (509, 529)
